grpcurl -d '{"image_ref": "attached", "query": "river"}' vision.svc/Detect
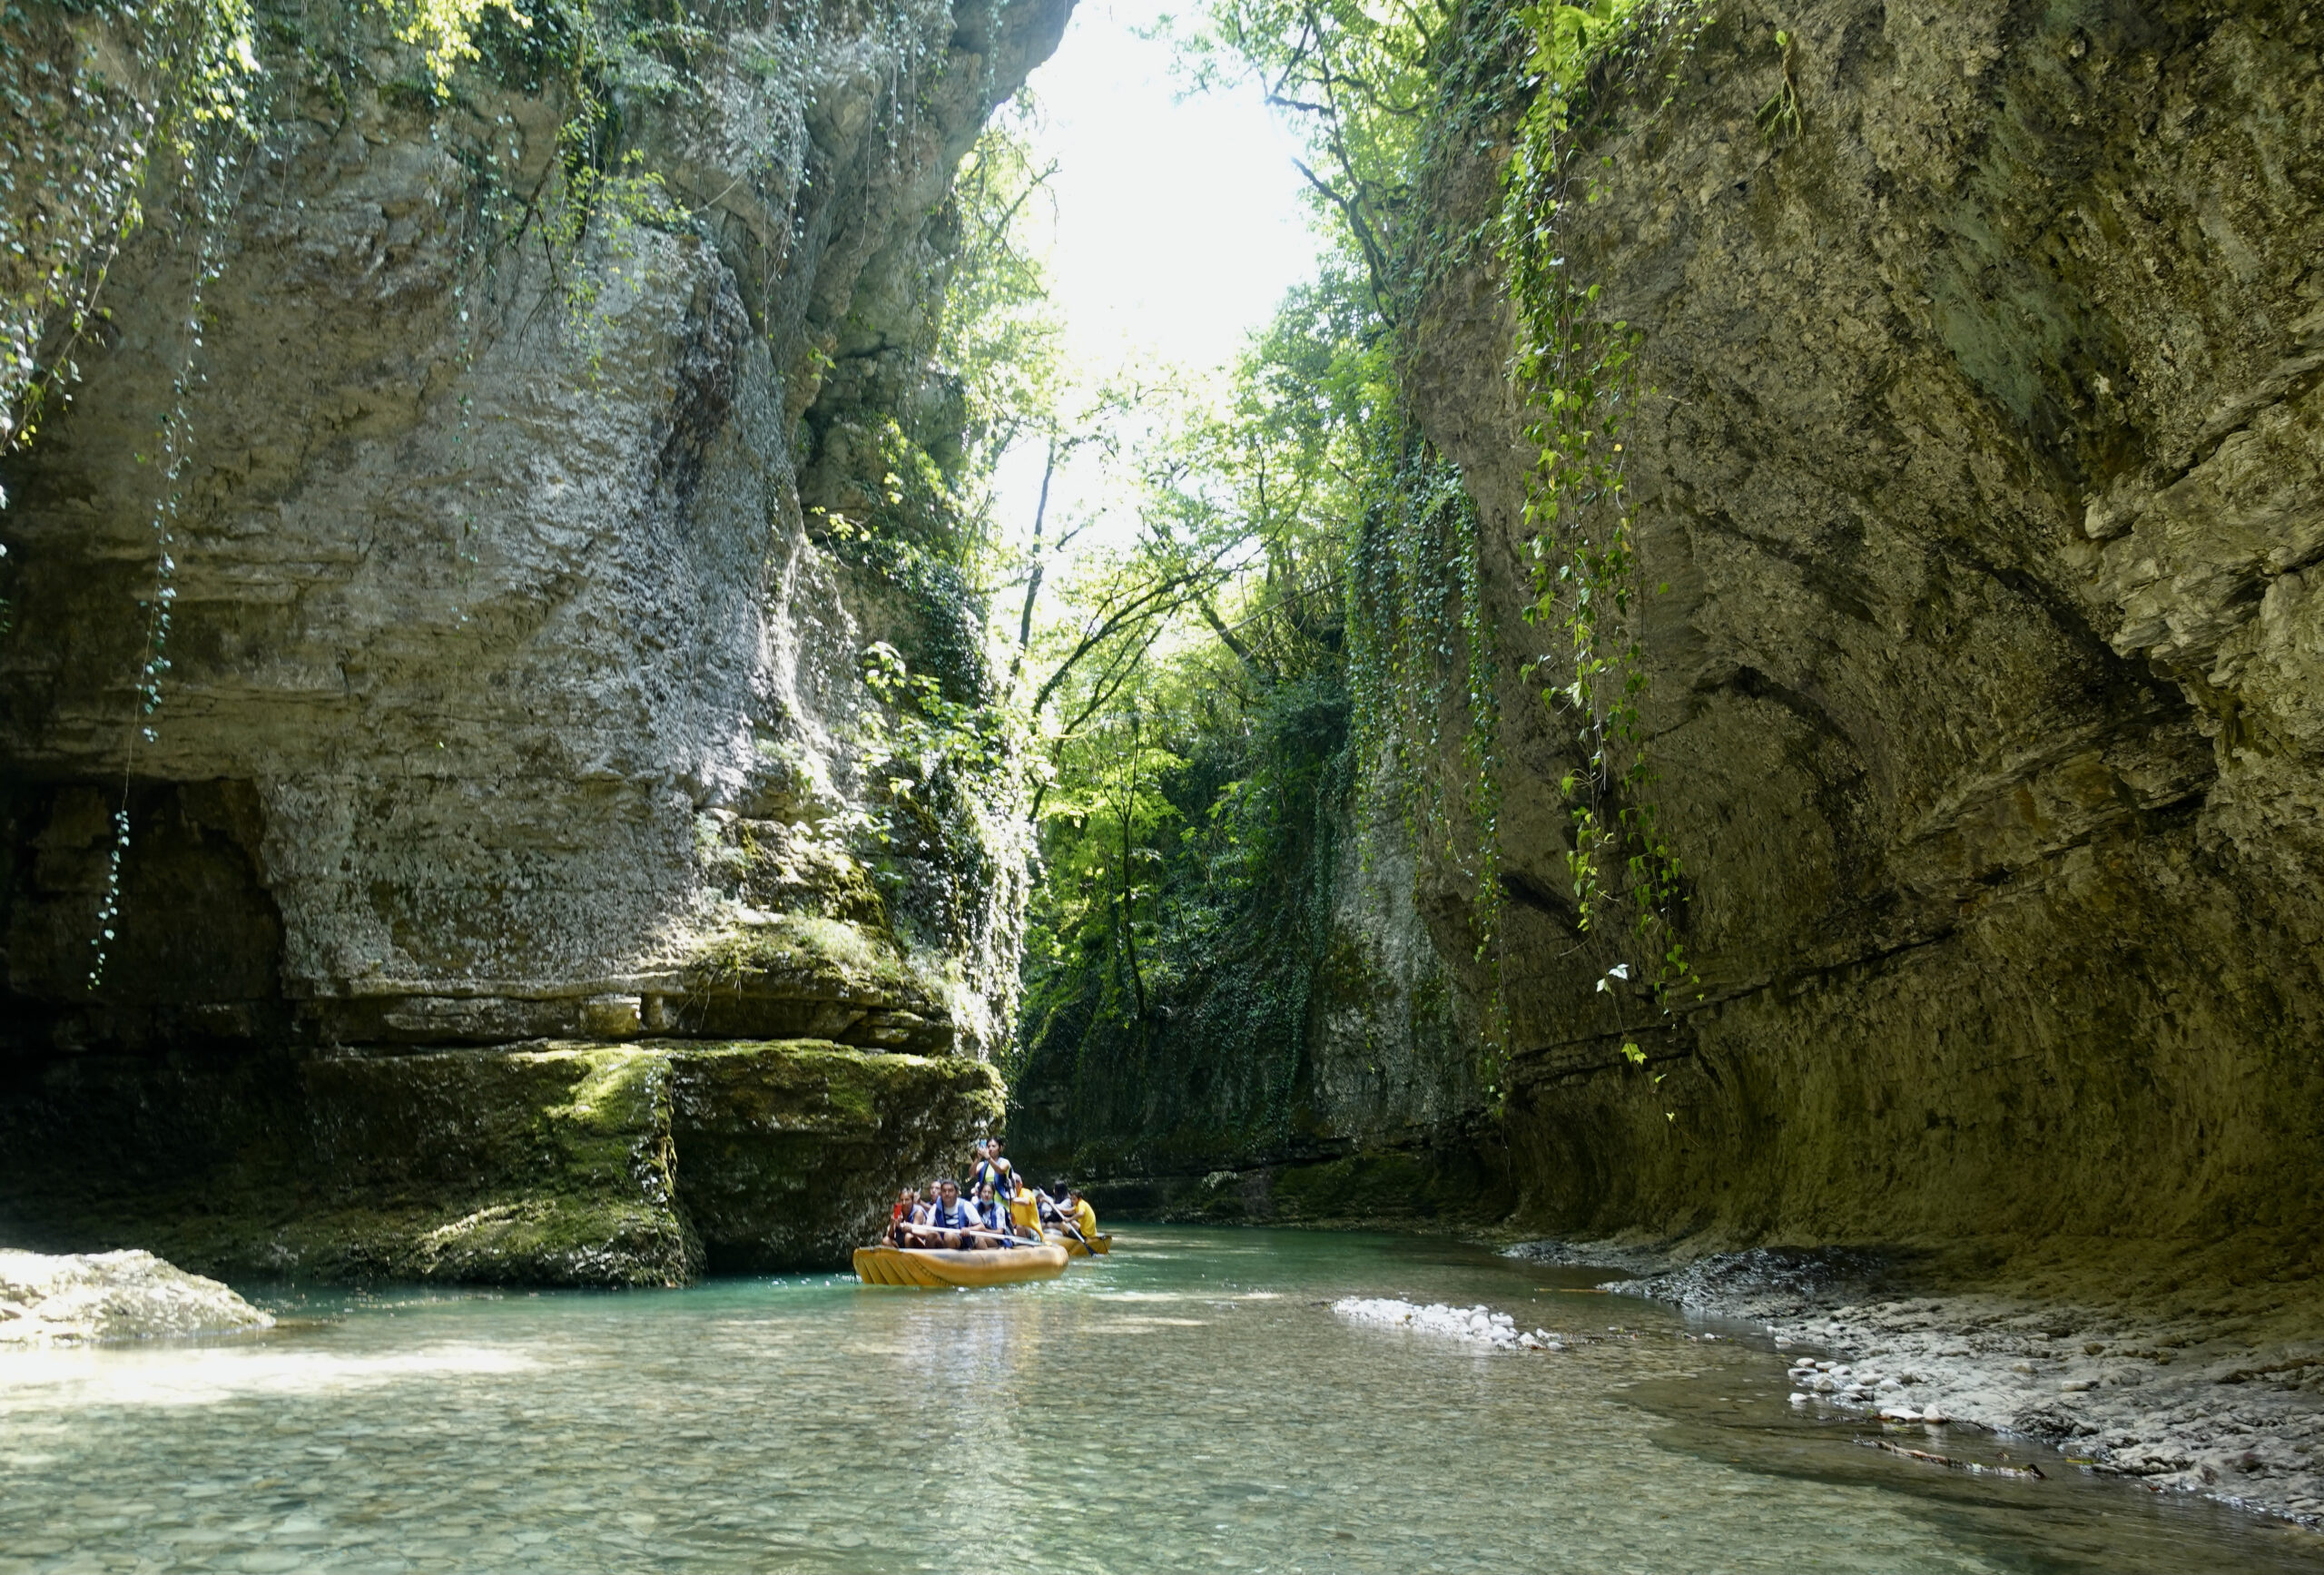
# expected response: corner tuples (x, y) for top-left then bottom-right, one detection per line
(3, 1226), (2318, 1572)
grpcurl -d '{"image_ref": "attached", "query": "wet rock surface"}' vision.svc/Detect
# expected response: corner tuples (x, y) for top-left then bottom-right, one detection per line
(0, 1248), (272, 1344)
(0, 1041), (1001, 1284)
(1517, 1236), (2324, 1523)
(0, 0), (1061, 1279)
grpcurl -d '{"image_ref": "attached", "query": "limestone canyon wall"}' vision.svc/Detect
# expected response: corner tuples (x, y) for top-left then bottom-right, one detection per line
(1407, 0), (2324, 1254)
(0, 0), (1066, 1275)
(1030, 0), (2324, 1265)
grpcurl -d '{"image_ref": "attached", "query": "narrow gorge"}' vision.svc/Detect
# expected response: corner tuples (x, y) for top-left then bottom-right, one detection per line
(1019, 1), (2324, 1277)
(5, 0), (2324, 1552)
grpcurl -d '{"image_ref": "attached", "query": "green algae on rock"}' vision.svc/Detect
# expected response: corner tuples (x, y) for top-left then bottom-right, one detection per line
(0, 1041), (1000, 1285)
(664, 917), (955, 1054)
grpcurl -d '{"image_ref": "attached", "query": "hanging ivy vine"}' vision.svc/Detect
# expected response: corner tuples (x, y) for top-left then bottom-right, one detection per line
(1345, 432), (1509, 1100)
(1497, 0), (1712, 1046)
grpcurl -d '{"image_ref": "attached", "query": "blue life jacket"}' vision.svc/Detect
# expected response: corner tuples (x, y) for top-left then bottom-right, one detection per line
(931, 1199), (971, 1230)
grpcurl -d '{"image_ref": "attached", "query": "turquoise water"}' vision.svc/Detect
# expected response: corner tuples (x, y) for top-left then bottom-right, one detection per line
(3, 1226), (2319, 1573)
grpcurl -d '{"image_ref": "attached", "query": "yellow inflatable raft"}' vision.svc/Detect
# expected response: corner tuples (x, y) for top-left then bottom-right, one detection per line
(1047, 1230), (1113, 1257)
(852, 1243), (1068, 1287)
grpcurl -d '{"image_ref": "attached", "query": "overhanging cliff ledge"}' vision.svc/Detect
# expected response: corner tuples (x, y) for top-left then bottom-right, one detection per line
(0, 0), (1068, 1279)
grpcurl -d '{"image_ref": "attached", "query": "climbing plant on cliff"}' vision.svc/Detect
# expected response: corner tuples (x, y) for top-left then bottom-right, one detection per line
(1499, 0), (1709, 1029)
(0, 0), (260, 470)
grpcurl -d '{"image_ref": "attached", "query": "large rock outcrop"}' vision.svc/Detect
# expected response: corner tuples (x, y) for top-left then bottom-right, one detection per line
(0, 0), (1065, 1277)
(0, 1247), (274, 1344)
(0, 1039), (1001, 1282)
(1402, 0), (2324, 1253)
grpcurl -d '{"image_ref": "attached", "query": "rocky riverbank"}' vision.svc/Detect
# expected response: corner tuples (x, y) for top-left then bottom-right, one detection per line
(0, 1250), (272, 1344)
(1512, 1237), (2324, 1525)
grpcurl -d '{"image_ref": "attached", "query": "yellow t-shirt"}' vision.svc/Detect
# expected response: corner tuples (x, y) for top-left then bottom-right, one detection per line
(1072, 1199), (1098, 1238)
(1009, 1192), (1040, 1233)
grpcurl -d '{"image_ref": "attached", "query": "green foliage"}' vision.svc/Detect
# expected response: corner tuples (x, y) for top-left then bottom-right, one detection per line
(1499, 1), (1711, 1020)
(934, 93), (1063, 538)
(1010, 258), (1401, 1157)
(1023, 0), (1720, 1141)
(1169, 0), (1449, 315)
(1344, 432), (1504, 1090)
(1756, 25), (1800, 143)
(375, 0), (527, 86)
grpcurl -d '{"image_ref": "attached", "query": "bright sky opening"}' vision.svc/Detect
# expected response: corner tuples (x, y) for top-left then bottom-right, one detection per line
(989, 0), (1321, 554)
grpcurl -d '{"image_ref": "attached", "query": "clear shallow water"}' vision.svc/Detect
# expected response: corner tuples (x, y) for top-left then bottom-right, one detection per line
(3, 1226), (2320, 1574)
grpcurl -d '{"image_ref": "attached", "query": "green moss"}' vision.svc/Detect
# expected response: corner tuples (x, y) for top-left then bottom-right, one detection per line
(0, 1040), (1003, 1285)
(687, 917), (931, 1003)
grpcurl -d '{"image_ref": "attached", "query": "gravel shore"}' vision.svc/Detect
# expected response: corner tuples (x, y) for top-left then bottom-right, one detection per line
(1508, 1237), (2324, 1524)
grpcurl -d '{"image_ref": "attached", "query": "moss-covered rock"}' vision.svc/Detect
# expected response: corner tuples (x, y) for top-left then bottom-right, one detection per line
(669, 1041), (1002, 1270)
(0, 1041), (1000, 1285)
(663, 918), (954, 1054)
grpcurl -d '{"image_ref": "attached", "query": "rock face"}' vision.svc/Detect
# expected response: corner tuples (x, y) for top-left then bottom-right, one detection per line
(0, 0), (1064, 1277)
(0, 1039), (1002, 1282)
(1400, 0), (2324, 1250)
(0, 1248), (273, 1344)
(1024, 0), (2324, 1265)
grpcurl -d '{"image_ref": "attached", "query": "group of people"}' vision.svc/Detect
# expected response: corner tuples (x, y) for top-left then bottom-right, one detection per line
(885, 1138), (1098, 1251)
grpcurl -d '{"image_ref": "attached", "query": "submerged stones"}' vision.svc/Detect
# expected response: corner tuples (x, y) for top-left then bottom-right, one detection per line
(0, 1250), (273, 1344)
(1331, 1297), (1561, 1351)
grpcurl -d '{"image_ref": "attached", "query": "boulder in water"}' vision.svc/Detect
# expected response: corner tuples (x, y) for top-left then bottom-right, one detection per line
(0, 1249), (273, 1344)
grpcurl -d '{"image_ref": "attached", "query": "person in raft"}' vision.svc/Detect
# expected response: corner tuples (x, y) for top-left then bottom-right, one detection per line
(969, 1138), (1008, 1205)
(886, 1188), (917, 1246)
(906, 1180), (979, 1248)
(971, 1183), (1026, 1247)
(1066, 1187), (1098, 1243)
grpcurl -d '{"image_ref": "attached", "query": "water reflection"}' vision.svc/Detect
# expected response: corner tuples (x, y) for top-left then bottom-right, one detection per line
(0, 1227), (2317, 1573)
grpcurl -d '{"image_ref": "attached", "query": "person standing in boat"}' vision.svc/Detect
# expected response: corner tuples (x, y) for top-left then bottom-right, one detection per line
(970, 1138), (1004, 1203)
(985, 1139), (1034, 1238)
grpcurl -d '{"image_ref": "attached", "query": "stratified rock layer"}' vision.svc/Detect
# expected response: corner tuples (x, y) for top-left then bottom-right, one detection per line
(1402, 0), (2324, 1251)
(0, 1040), (1000, 1283)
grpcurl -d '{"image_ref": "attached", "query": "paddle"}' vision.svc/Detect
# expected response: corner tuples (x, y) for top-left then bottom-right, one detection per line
(892, 1221), (1044, 1251)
